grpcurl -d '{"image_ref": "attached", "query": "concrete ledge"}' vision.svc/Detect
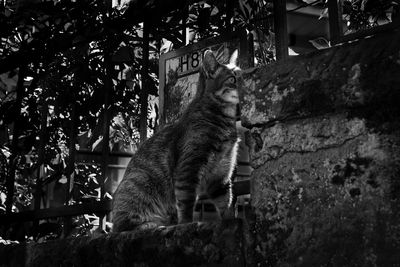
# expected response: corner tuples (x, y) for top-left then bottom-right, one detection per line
(0, 220), (245, 267)
(240, 29), (400, 127)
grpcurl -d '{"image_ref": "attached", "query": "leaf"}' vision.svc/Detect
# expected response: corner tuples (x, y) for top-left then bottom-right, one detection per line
(0, 148), (10, 158)
(96, 78), (104, 85)
(361, 0), (368, 11)
(160, 39), (173, 54)
(91, 136), (103, 151)
(0, 71), (18, 92)
(319, 8), (329, 20)
(58, 175), (68, 184)
(238, 0), (251, 20)
(210, 6), (219, 16)
(104, 192), (112, 200)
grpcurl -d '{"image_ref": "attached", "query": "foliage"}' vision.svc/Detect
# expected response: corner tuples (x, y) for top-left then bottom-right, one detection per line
(342, 0), (400, 32)
(0, 0), (159, 240)
(185, 0), (275, 65)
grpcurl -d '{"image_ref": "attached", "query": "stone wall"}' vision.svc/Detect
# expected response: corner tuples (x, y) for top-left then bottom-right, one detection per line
(2, 30), (400, 267)
(240, 29), (400, 266)
(0, 220), (245, 267)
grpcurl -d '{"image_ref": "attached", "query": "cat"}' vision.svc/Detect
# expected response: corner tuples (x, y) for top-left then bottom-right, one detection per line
(111, 50), (241, 232)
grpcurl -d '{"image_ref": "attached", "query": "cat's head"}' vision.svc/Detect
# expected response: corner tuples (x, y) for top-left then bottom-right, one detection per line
(198, 50), (241, 105)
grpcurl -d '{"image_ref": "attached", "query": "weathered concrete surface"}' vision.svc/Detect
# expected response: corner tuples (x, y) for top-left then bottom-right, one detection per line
(0, 220), (245, 267)
(248, 113), (400, 266)
(245, 30), (400, 266)
(239, 30), (400, 127)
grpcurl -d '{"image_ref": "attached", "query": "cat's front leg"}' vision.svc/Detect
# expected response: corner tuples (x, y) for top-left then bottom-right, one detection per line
(208, 180), (234, 219)
(174, 185), (196, 223)
(173, 138), (211, 224)
(173, 153), (209, 223)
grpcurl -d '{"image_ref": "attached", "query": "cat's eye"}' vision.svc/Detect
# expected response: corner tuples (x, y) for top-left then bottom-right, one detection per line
(226, 76), (236, 84)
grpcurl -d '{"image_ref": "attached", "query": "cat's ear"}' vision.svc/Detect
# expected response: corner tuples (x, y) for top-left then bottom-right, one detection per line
(229, 49), (239, 67)
(202, 50), (219, 78)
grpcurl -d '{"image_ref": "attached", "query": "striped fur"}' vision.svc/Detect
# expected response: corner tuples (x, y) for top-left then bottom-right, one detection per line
(112, 50), (240, 232)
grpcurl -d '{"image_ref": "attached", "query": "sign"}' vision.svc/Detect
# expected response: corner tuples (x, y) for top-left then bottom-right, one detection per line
(175, 50), (202, 76)
(159, 31), (253, 125)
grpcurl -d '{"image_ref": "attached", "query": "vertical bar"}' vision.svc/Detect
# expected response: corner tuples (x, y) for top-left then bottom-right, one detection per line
(158, 53), (166, 127)
(32, 92), (48, 237)
(238, 30), (254, 69)
(139, 20), (150, 144)
(226, 0), (234, 33)
(181, 4), (188, 45)
(34, 94), (48, 211)
(328, 0), (343, 44)
(200, 200), (203, 221)
(273, 0), (289, 61)
(62, 95), (77, 237)
(65, 61), (82, 206)
(98, 50), (113, 231)
(247, 32), (255, 68)
(5, 65), (26, 214)
(95, 0), (113, 231)
(65, 100), (77, 205)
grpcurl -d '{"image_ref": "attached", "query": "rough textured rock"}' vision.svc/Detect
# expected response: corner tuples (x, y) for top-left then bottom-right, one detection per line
(248, 113), (400, 266)
(0, 220), (245, 267)
(244, 30), (400, 267)
(239, 30), (400, 128)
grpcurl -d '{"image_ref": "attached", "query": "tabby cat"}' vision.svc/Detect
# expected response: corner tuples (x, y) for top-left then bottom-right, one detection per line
(112, 50), (241, 232)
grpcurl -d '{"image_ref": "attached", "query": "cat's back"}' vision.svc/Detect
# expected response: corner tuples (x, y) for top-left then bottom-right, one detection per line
(124, 123), (181, 181)
(112, 123), (182, 229)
